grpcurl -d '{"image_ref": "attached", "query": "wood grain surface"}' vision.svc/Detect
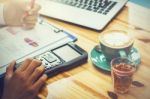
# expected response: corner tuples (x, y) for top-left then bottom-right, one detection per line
(39, 6), (150, 99)
(0, 0), (149, 98)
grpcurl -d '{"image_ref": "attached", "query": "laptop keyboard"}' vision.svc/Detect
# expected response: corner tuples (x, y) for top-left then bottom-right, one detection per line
(51, 0), (117, 15)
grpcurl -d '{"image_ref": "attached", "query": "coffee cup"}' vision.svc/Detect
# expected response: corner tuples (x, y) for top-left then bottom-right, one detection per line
(99, 30), (134, 62)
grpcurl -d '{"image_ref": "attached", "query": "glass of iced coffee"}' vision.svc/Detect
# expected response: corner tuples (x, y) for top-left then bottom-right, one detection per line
(111, 57), (136, 94)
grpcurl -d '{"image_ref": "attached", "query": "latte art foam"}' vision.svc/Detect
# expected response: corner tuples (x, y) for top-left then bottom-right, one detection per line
(101, 32), (133, 48)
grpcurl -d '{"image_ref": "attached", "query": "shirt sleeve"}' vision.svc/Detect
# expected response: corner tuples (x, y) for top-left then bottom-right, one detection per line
(0, 4), (6, 25)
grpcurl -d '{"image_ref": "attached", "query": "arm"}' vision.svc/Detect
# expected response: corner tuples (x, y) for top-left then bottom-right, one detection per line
(1, 59), (47, 99)
(0, 4), (5, 26)
(0, 0), (41, 29)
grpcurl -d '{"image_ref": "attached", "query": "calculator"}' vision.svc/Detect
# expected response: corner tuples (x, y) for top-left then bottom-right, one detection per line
(0, 42), (87, 78)
(34, 42), (88, 77)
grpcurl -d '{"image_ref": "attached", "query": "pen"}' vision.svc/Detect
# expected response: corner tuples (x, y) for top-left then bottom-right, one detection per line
(22, 0), (35, 20)
(30, 0), (35, 9)
(21, 0), (36, 28)
(24, 0), (35, 16)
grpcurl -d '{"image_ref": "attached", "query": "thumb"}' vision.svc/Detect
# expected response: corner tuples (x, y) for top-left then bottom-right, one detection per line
(5, 60), (16, 80)
(27, 4), (41, 15)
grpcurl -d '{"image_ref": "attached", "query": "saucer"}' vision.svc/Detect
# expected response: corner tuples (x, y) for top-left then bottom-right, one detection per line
(90, 47), (141, 72)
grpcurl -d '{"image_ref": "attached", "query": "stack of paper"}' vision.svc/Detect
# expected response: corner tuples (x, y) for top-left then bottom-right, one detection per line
(127, 0), (150, 31)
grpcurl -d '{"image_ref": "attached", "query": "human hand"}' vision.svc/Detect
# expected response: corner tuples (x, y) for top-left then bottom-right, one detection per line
(2, 58), (47, 99)
(3, 0), (41, 29)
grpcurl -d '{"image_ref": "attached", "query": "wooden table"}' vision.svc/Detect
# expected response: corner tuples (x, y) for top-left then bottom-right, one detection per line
(39, 5), (150, 99)
(0, 0), (149, 99)
(39, 6), (150, 99)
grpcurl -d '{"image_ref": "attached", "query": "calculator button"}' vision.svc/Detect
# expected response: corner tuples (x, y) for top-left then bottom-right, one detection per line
(56, 61), (63, 65)
(50, 64), (55, 67)
(34, 52), (63, 70)
(44, 56), (57, 63)
(35, 56), (44, 62)
(41, 59), (50, 66)
(45, 66), (52, 70)
(51, 60), (62, 67)
(45, 63), (49, 66)
(40, 58), (43, 61)
(35, 56), (52, 68)
(42, 52), (58, 63)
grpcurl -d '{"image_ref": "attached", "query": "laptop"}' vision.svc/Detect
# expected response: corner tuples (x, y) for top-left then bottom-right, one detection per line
(37, 0), (128, 30)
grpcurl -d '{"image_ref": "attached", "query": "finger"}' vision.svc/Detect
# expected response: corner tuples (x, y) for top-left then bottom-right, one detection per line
(23, 18), (37, 24)
(25, 59), (42, 75)
(22, 15), (38, 24)
(23, 25), (35, 30)
(22, 16), (38, 28)
(5, 60), (16, 80)
(22, 24), (36, 29)
(21, 10), (38, 24)
(32, 74), (47, 91)
(24, 20), (37, 25)
(17, 58), (33, 71)
(24, 15), (38, 21)
(29, 66), (45, 84)
(28, 4), (41, 15)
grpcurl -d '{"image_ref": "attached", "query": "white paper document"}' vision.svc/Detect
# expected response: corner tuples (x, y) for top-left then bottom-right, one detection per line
(0, 20), (76, 75)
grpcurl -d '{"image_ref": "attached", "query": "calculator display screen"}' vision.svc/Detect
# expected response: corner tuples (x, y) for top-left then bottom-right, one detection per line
(53, 45), (81, 62)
